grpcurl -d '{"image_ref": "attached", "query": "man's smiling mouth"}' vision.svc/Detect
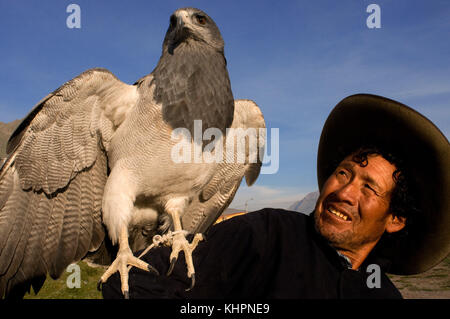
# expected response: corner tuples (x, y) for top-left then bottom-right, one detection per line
(327, 206), (351, 221)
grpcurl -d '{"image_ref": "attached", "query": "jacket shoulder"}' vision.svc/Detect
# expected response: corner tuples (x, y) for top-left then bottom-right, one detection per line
(242, 208), (310, 225)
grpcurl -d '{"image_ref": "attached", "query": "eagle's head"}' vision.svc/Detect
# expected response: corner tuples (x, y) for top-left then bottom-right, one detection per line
(163, 8), (224, 54)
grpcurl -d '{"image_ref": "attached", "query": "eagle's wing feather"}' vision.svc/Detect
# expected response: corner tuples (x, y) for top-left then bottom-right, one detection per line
(182, 99), (266, 234)
(0, 68), (137, 297)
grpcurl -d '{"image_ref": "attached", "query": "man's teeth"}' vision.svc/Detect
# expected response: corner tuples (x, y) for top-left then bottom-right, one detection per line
(328, 207), (348, 221)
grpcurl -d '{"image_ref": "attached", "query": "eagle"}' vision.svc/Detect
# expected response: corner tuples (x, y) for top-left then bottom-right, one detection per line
(0, 8), (265, 298)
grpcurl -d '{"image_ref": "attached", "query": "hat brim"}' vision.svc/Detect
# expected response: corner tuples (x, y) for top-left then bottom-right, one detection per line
(317, 94), (450, 275)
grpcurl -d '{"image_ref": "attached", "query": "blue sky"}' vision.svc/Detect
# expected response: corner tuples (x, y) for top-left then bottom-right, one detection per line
(1, 1), (449, 211)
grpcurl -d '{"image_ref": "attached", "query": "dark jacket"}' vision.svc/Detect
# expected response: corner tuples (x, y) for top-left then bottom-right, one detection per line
(102, 208), (402, 299)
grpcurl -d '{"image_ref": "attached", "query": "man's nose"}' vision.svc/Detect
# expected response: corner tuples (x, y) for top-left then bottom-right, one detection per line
(334, 180), (358, 205)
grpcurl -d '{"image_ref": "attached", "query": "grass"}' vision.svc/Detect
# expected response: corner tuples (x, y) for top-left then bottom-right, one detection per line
(23, 261), (104, 299)
(388, 255), (450, 297)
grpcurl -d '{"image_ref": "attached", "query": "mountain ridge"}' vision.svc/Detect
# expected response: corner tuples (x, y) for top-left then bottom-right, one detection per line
(288, 191), (319, 215)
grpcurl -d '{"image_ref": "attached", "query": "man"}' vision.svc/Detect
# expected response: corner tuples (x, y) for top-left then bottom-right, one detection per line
(102, 94), (449, 298)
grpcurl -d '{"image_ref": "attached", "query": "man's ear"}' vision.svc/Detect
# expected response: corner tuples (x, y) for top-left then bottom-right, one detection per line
(386, 214), (406, 233)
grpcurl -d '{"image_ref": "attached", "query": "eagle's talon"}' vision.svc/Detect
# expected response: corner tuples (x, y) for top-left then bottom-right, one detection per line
(97, 279), (103, 292)
(148, 264), (160, 275)
(185, 273), (195, 291)
(167, 257), (177, 276)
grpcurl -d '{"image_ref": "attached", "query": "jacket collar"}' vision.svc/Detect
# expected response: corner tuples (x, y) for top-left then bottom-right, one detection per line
(307, 214), (393, 272)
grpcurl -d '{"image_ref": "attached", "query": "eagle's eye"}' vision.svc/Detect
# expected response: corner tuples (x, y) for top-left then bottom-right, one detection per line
(196, 15), (207, 25)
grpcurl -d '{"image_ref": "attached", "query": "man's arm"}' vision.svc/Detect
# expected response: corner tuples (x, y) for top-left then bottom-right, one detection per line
(102, 212), (263, 299)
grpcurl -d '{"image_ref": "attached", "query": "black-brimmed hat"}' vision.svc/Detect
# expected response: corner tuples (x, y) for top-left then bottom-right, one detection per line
(317, 94), (449, 275)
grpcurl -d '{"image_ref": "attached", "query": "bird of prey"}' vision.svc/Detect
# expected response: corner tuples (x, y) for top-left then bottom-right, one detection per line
(0, 7), (265, 298)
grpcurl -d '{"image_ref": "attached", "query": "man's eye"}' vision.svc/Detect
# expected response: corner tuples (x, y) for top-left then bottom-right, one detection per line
(364, 184), (378, 195)
(336, 170), (348, 180)
(337, 170), (347, 176)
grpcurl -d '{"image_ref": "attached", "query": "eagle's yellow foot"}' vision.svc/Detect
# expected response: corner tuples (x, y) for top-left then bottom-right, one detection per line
(97, 226), (159, 299)
(167, 232), (204, 291)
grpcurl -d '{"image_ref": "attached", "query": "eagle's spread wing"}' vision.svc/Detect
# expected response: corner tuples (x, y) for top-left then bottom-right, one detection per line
(182, 99), (266, 234)
(0, 68), (138, 297)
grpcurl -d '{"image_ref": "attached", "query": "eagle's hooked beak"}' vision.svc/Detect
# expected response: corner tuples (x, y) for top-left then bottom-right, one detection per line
(171, 10), (190, 44)
(175, 10), (188, 27)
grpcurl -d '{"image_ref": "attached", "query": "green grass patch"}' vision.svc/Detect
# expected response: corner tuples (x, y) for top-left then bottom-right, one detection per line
(24, 261), (104, 299)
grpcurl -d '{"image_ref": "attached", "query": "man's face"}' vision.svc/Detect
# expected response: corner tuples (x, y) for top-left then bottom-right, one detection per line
(314, 153), (403, 253)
